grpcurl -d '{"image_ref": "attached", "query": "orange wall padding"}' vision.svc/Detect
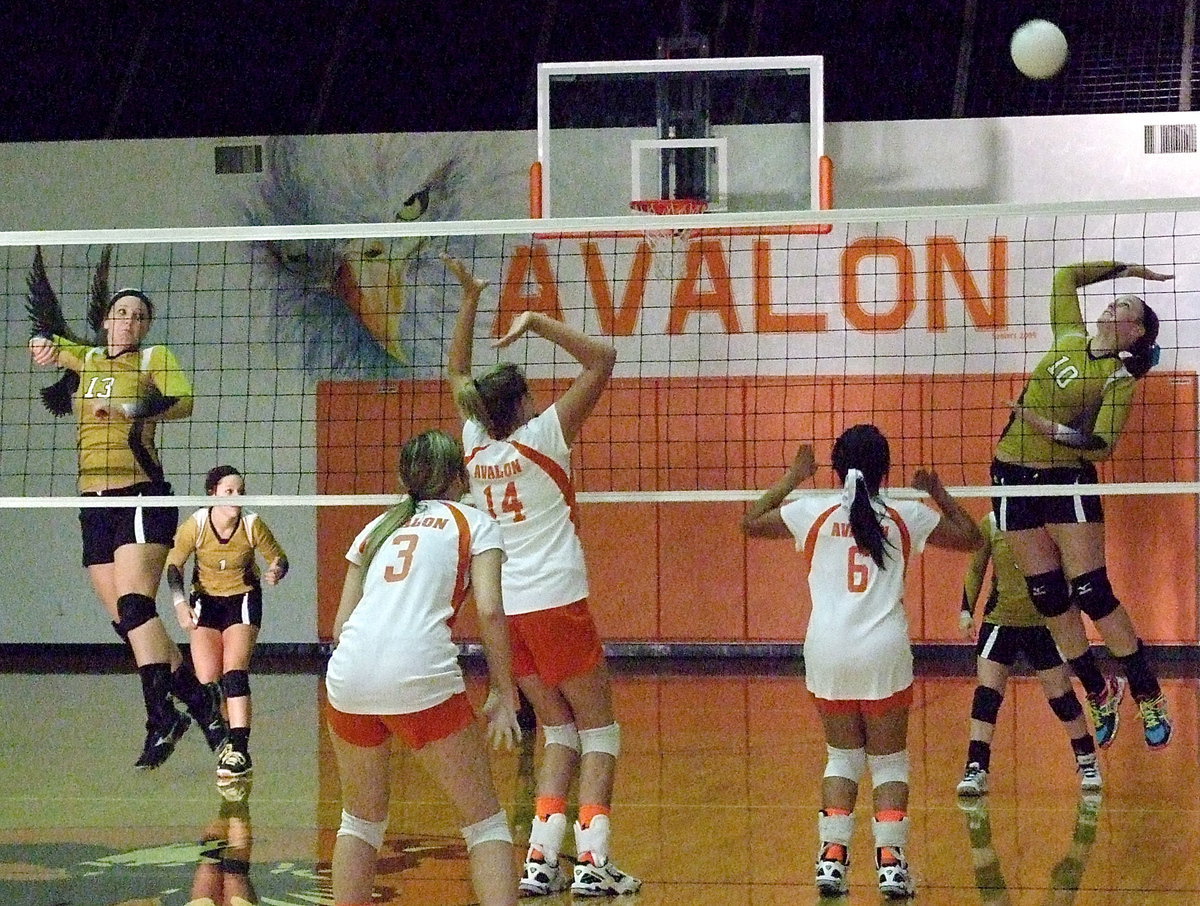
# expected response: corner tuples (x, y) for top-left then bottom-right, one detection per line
(315, 373), (1197, 644)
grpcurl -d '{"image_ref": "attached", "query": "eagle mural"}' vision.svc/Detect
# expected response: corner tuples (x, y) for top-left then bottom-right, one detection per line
(242, 134), (520, 379)
(25, 245), (114, 415)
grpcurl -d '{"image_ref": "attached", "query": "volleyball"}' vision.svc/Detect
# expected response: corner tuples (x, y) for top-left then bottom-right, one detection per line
(1010, 19), (1068, 80)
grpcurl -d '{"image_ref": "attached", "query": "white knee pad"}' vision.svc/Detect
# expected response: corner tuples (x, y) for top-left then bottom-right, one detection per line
(579, 722), (621, 757)
(823, 745), (867, 783)
(818, 809), (855, 846)
(462, 808), (512, 850)
(337, 809), (388, 852)
(543, 722), (581, 752)
(868, 750), (910, 789)
(528, 811), (569, 863)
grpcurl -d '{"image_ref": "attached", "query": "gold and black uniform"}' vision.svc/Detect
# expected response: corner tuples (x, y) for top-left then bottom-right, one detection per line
(50, 336), (194, 565)
(168, 508), (287, 630)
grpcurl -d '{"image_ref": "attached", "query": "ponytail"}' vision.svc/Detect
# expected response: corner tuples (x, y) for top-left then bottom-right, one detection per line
(455, 378), (502, 439)
(843, 469), (891, 569)
(359, 428), (466, 570)
(359, 498), (417, 572)
(1123, 300), (1160, 379)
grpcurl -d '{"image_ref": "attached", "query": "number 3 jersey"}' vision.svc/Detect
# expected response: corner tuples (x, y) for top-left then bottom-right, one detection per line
(326, 499), (505, 715)
(780, 494), (940, 701)
(463, 404), (589, 615)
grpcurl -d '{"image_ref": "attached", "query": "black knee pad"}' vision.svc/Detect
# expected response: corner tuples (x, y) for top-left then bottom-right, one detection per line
(1070, 568), (1120, 621)
(1048, 690), (1083, 722)
(221, 669), (251, 698)
(116, 593), (158, 634)
(1025, 569), (1071, 617)
(971, 685), (1004, 724)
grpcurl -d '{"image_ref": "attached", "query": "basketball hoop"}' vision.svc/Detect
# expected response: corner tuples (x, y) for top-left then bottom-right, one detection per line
(629, 198), (709, 217)
(630, 199), (709, 275)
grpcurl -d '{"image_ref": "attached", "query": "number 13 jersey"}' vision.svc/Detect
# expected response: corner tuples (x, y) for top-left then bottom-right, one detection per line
(780, 494), (940, 701)
(463, 404), (589, 615)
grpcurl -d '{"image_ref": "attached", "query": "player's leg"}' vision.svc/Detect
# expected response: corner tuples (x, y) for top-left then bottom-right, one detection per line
(508, 614), (577, 897)
(536, 602), (639, 897)
(1052, 521), (1171, 748)
(1005, 523), (1123, 745)
(958, 625), (1012, 796)
(327, 709), (392, 906)
(1033, 658), (1101, 791)
(414, 713), (517, 906)
(107, 540), (196, 768)
(815, 704), (867, 896)
(864, 696), (915, 898)
(188, 597), (230, 753)
(217, 592), (261, 774)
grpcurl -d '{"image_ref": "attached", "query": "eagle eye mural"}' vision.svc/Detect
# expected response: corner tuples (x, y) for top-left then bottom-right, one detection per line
(241, 135), (520, 379)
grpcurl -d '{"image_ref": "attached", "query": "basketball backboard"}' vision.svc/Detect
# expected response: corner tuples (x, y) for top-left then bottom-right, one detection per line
(532, 56), (830, 225)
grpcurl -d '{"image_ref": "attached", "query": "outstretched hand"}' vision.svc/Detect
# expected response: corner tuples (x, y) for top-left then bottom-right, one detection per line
(483, 686), (521, 750)
(1125, 264), (1173, 282)
(28, 336), (56, 367)
(440, 252), (489, 296)
(491, 311), (537, 349)
(789, 444), (816, 482)
(911, 468), (943, 495)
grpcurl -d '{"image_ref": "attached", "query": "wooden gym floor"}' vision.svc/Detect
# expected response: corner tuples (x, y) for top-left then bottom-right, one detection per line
(1, 651), (1197, 905)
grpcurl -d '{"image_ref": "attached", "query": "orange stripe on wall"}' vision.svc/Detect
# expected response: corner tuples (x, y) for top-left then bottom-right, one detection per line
(316, 373), (1197, 644)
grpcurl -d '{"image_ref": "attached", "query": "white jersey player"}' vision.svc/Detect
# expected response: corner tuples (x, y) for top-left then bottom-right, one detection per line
(444, 254), (640, 897)
(325, 429), (520, 906)
(743, 425), (981, 899)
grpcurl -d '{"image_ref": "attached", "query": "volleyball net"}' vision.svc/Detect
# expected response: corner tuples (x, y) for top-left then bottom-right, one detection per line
(2, 199), (1197, 644)
(2, 199), (1197, 504)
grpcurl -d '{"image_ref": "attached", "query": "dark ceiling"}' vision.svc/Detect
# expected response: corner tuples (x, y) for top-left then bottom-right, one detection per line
(0, 0), (1191, 143)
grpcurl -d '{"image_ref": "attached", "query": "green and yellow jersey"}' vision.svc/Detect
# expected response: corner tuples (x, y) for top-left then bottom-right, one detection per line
(962, 512), (1043, 628)
(995, 262), (1135, 466)
(49, 336), (193, 493)
(168, 508), (286, 597)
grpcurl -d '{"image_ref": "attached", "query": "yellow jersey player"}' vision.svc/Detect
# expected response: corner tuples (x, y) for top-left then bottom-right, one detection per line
(956, 512), (1100, 797)
(29, 287), (222, 769)
(991, 261), (1174, 749)
(167, 465), (288, 782)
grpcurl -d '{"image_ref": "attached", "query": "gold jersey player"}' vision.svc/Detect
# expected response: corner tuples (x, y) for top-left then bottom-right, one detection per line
(955, 512), (1101, 797)
(992, 261), (1174, 750)
(167, 465), (289, 781)
(28, 288), (224, 768)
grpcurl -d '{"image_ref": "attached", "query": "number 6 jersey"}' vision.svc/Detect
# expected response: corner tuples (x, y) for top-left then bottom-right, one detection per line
(463, 404), (589, 615)
(780, 494), (940, 702)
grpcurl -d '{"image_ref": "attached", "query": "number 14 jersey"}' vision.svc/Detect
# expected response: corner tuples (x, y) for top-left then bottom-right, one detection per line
(463, 404), (589, 615)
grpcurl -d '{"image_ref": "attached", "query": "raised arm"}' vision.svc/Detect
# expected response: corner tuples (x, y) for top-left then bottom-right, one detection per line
(742, 445), (817, 538)
(911, 469), (983, 552)
(493, 311), (616, 444)
(443, 254), (489, 422)
(1051, 262), (1173, 337)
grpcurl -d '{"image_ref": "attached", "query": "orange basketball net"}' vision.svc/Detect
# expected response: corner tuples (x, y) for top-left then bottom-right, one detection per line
(629, 198), (709, 217)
